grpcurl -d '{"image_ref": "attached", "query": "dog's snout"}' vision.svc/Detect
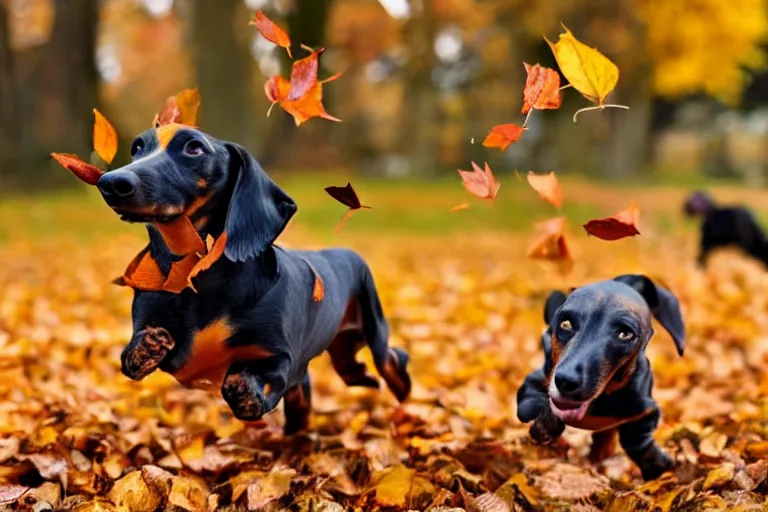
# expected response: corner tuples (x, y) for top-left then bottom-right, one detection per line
(98, 171), (138, 199)
(554, 369), (581, 395)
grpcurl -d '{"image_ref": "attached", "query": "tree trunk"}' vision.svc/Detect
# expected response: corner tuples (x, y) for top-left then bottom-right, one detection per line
(602, 81), (652, 179)
(0, 1), (18, 186)
(191, 0), (256, 152)
(15, 0), (99, 188)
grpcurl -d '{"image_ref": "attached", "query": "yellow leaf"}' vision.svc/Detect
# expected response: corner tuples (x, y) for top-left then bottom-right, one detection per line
(92, 109), (118, 164)
(545, 24), (629, 122)
(175, 88), (201, 126)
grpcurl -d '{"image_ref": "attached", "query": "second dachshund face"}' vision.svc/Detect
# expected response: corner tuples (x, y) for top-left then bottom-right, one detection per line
(544, 275), (685, 423)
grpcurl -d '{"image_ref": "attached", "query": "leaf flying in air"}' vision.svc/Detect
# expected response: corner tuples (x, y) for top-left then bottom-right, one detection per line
(264, 73), (342, 126)
(250, 10), (292, 58)
(288, 48), (324, 101)
(50, 153), (104, 185)
(482, 124), (525, 152)
(545, 24), (629, 121)
(583, 201), (641, 241)
(154, 89), (201, 127)
(93, 109), (118, 165)
(527, 216), (573, 274)
(526, 171), (563, 208)
(325, 183), (372, 234)
(457, 161), (500, 200)
(522, 63), (562, 114)
(188, 233), (228, 290)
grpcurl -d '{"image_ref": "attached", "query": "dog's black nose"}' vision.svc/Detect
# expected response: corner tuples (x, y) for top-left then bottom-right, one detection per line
(97, 171), (138, 199)
(554, 371), (580, 394)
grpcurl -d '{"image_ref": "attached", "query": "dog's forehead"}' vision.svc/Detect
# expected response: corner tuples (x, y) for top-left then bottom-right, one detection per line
(566, 281), (649, 315)
(134, 124), (210, 151)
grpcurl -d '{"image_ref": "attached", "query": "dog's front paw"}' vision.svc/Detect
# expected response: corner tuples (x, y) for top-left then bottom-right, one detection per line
(121, 327), (175, 380)
(529, 411), (565, 445)
(222, 373), (267, 421)
(634, 445), (674, 481)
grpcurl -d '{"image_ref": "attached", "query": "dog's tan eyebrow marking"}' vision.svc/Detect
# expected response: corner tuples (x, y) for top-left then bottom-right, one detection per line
(155, 123), (184, 150)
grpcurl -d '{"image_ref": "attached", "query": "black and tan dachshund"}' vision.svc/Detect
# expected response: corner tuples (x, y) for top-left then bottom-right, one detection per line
(516, 274), (686, 481)
(684, 190), (768, 267)
(95, 123), (411, 435)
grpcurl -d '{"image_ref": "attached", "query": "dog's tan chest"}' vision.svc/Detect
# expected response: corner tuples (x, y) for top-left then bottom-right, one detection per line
(170, 318), (273, 390)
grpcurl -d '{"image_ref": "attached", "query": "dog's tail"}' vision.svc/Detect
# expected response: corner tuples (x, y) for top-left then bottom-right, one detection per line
(358, 261), (412, 402)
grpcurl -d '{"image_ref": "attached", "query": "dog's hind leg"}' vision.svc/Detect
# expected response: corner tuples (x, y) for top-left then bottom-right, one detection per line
(358, 267), (412, 403)
(327, 329), (381, 390)
(283, 373), (312, 435)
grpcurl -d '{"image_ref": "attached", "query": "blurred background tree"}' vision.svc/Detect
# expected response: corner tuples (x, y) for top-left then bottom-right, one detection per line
(1, 0), (768, 189)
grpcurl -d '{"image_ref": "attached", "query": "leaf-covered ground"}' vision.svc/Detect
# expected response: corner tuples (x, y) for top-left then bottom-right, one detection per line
(0, 180), (767, 511)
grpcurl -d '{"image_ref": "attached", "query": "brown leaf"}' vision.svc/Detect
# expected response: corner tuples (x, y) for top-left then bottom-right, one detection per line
(366, 465), (435, 509)
(521, 63), (562, 114)
(230, 468), (295, 508)
(482, 124), (524, 152)
(50, 153), (104, 185)
(583, 201), (641, 241)
(0, 485), (29, 505)
(325, 182), (369, 210)
(167, 474), (209, 512)
(250, 10), (292, 58)
(457, 161), (500, 200)
(527, 216), (573, 274)
(107, 470), (162, 512)
(93, 109), (118, 164)
(526, 171), (563, 208)
(703, 463), (735, 491)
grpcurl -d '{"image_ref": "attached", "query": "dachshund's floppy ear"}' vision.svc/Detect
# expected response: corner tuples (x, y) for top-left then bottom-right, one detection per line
(614, 274), (686, 356)
(223, 143), (297, 262)
(544, 290), (568, 325)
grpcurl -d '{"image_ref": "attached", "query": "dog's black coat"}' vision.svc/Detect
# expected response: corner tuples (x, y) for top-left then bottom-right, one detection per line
(684, 190), (768, 266)
(97, 125), (411, 434)
(516, 275), (686, 481)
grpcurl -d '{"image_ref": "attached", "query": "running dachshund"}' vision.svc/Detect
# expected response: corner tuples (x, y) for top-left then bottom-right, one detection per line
(516, 275), (686, 480)
(96, 123), (411, 435)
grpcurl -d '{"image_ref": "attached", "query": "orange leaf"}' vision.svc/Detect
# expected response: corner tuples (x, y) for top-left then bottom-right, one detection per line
(122, 248), (167, 291)
(154, 89), (201, 128)
(527, 216), (573, 274)
(527, 171), (563, 208)
(265, 75), (290, 104)
(449, 203), (470, 213)
(50, 153), (104, 185)
(313, 275), (325, 302)
(457, 161), (500, 200)
(93, 109), (118, 164)
(188, 232), (228, 288)
(281, 81), (341, 126)
(250, 10), (292, 58)
(583, 201), (641, 241)
(482, 124), (524, 151)
(162, 254), (200, 293)
(521, 63), (562, 114)
(152, 217), (207, 256)
(288, 48), (324, 101)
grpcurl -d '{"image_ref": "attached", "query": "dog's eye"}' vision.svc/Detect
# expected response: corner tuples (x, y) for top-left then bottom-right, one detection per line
(617, 329), (634, 341)
(559, 319), (573, 331)
(183, 140), (205, 156)
(130, 139), (144, 157)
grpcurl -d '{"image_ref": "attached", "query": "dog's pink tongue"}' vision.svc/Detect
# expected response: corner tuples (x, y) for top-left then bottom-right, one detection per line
(550, 400), (589, 423)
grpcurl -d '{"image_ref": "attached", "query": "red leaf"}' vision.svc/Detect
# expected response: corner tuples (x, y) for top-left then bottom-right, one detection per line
(482, 124), (525, 151)
(583, 201), (641, 241)
(325, 182), (369, 209)
(50, 153), (103, 185)
(522, 63), (562, 114)
(527, 216), (573, 274)
(250, 10), (292, 58)
(527, 171), (563, 208)
(288, 48), (324, 101)
(457, 161), (500, 200)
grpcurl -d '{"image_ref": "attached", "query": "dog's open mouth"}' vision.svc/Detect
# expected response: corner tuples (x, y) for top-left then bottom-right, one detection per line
(549, 396), (590, 423)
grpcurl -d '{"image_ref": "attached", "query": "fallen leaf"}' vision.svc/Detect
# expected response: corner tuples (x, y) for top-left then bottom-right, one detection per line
(250, 10), (292, 58)
(457, 161), (500, 200)
(325, 183), (372, 234)
(93, 109), (118, 165)
(482, 124), (524, 152)
(703, 463), (735, 491)
(230, 469), (295, 508)
(107, 470), (162, 512)
(50, 153), (104, 185)
(527, 216), (573, 274)
(526, 171), (563, 208)
(366, 465), (435, 509)
(0, 485), (29, 505)
(521, 63), (562, 114)
(288, 48), (324, 101)
(545, 24), (629, 121)
(450, 203), (470, 213)
(167, 475), (209, 512)
(583, 201), (641, 241)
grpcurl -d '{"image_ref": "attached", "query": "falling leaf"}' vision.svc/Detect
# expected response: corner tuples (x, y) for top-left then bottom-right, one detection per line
(188, 233), (228, 288)
(526, 171), (563, 208)
(545, 24), (629, 121)
(93, 109), (118, 165)
(482, 124), (525, 152)
(522, 63), (562, 114)
(50, 153), (104, 185)
(288, 48), (324, 101)
(154, 89), (201, 128)
(249, 10), (292, 58)
(527, 216), (573, 274)
(583, 201), (641, 241)
(264, 74), (342, 126)
(457, 161), (500, 200)
(325, 182), (372, 234)
(450, 203), (470, 213)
